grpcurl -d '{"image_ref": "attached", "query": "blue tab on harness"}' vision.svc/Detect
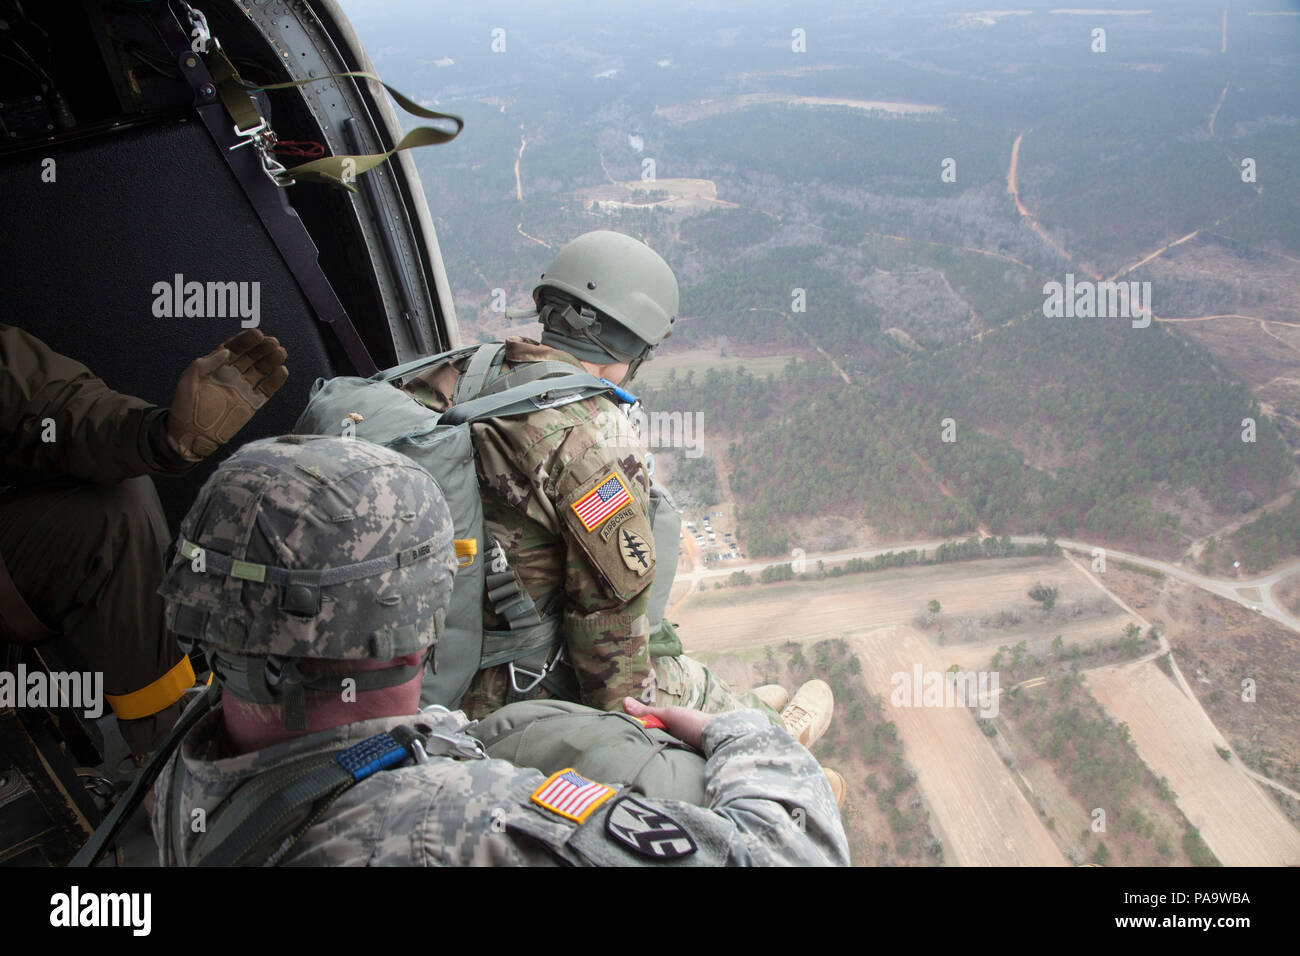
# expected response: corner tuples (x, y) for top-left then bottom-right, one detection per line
(335, 732), (409, 782)
(599, 378), (638, 406)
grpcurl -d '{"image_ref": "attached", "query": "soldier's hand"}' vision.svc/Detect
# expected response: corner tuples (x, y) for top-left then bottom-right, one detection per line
(167, 330), (288, 462)
(622, 696), (713, 752)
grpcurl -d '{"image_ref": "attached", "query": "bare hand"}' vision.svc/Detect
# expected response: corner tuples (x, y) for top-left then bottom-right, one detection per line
(622, 696), (713, 752)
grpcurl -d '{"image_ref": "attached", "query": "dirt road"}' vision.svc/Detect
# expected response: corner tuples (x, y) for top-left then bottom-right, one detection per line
(1007, 131), (1100, 279)
(513, 127), (525, 201)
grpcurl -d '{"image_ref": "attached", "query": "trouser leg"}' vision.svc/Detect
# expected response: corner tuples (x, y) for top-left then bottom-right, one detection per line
(651, 653), (782, 724)
(0, 477), (190, 753)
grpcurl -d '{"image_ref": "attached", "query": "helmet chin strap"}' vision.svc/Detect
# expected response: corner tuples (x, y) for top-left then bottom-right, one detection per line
(211, 647), (431, 731)
(538, 300), (650, 375)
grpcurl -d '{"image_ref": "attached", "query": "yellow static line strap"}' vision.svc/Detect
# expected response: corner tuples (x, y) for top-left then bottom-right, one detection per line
(105, 656), (196, 721)
(454, 539), (477, 568)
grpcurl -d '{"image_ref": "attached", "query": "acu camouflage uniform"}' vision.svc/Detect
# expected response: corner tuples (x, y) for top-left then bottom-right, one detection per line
(404, 337), (764, 720)
(153, 703), (848, 866)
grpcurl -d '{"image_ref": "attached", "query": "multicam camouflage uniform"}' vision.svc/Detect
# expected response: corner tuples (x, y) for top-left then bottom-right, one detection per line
(404, 337), (765, 720)
(153, 703), (848, 866)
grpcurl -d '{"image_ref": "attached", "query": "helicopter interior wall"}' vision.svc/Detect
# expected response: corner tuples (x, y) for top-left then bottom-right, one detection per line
(0, 116), (342, 529)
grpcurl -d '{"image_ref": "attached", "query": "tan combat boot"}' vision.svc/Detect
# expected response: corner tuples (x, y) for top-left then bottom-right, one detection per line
(750, 684), (790, 712)
(822, 767), (846, 809)
(780, 679), (833, 748)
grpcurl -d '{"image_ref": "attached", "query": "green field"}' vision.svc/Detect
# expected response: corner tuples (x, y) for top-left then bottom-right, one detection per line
(636, 349), (798, 388)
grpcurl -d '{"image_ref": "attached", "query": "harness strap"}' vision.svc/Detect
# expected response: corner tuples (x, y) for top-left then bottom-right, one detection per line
(151, 2), (378, 376)
(189, 724), (484, 866)
(478, 359), (585, 395)
(440, 372), (611, 426)
(452, 343), (506, 404)
(376, 344), (479, 385)
(70, 682), (222, 868)
(479, 616), (564, 670)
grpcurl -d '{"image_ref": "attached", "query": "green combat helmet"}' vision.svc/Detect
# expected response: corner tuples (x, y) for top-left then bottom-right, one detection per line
(529, 230), (679, 381)
(157, 434), (458, 729)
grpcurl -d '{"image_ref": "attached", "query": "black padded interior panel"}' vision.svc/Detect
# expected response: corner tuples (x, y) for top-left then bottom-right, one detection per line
(0, 117), (347, 529)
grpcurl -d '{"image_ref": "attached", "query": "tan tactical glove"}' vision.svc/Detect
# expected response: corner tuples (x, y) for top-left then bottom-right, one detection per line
(167, 329), (289, 462)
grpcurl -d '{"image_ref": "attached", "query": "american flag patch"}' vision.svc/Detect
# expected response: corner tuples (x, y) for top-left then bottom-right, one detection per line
(570, 473), (632, 532)
(530, 768), (616, 823)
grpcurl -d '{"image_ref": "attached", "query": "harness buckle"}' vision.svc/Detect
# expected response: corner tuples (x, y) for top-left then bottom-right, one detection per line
(228, 120), (267, 149)
(508, 644), (567, 695)
(531, 388), (586, 410)
(229, 121), (294, 187)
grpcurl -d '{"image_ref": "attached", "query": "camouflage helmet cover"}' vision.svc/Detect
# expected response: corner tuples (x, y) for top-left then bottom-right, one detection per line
(158, 434), (456, 663)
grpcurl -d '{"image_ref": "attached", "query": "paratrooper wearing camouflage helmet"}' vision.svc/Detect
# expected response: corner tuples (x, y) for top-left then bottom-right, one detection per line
(150, 434), (849, 866)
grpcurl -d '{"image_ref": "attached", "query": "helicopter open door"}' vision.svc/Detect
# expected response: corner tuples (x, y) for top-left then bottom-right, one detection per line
(0, 0), (462, 527)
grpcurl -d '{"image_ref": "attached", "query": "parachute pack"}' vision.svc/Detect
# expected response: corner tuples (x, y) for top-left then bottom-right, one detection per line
(294, 342), (685, 708)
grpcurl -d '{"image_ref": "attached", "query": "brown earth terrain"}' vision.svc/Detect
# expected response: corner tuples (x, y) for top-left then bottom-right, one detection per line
(1274, 571), (1300, 616)
(676, 556), (1104, 654)
(574, 178), (733, 215)
(1100, 567), (1300, 800)
(1086, 661), (1300, 865)
(852, 625), (1067, 865)
(681, 553), (1300, 864)
(996, 676), (1213, 866)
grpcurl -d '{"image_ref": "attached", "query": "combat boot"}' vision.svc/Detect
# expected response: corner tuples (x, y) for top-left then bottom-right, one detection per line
(822, 767), (846, 809)
(780, 679), (833, 748)
(750, 684), (789, 712)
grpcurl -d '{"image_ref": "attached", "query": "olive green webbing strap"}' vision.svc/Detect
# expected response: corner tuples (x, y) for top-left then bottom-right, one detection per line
(452, 342), (506, 404)
(478, 359), (587, 396)
(70, 682), (221, 868)
(208, 48), (463, 190)
(190, 749), (354, 866)
(206, 42), (262, 133)
(376, 344), (479, 385)
(440, 372), (611, 426)
(252, 66), (463, 188)
(480, 618), (563, 670)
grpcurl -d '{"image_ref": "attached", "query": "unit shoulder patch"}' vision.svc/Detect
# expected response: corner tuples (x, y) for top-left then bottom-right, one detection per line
(530, 768), (616, 824)
(604, 796), (697, 860)
(618, 528), (652, 576)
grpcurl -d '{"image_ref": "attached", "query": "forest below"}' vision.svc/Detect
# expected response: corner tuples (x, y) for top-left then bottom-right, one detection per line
(641, 318), (1291, 558)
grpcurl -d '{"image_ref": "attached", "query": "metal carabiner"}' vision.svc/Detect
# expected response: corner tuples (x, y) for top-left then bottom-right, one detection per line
(508, 643), (567, 694)
(228, 119), (267, 150)
(507, 660), (547, 694)
(421, 731), (486, 761)
(260, 151), (295, 188)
